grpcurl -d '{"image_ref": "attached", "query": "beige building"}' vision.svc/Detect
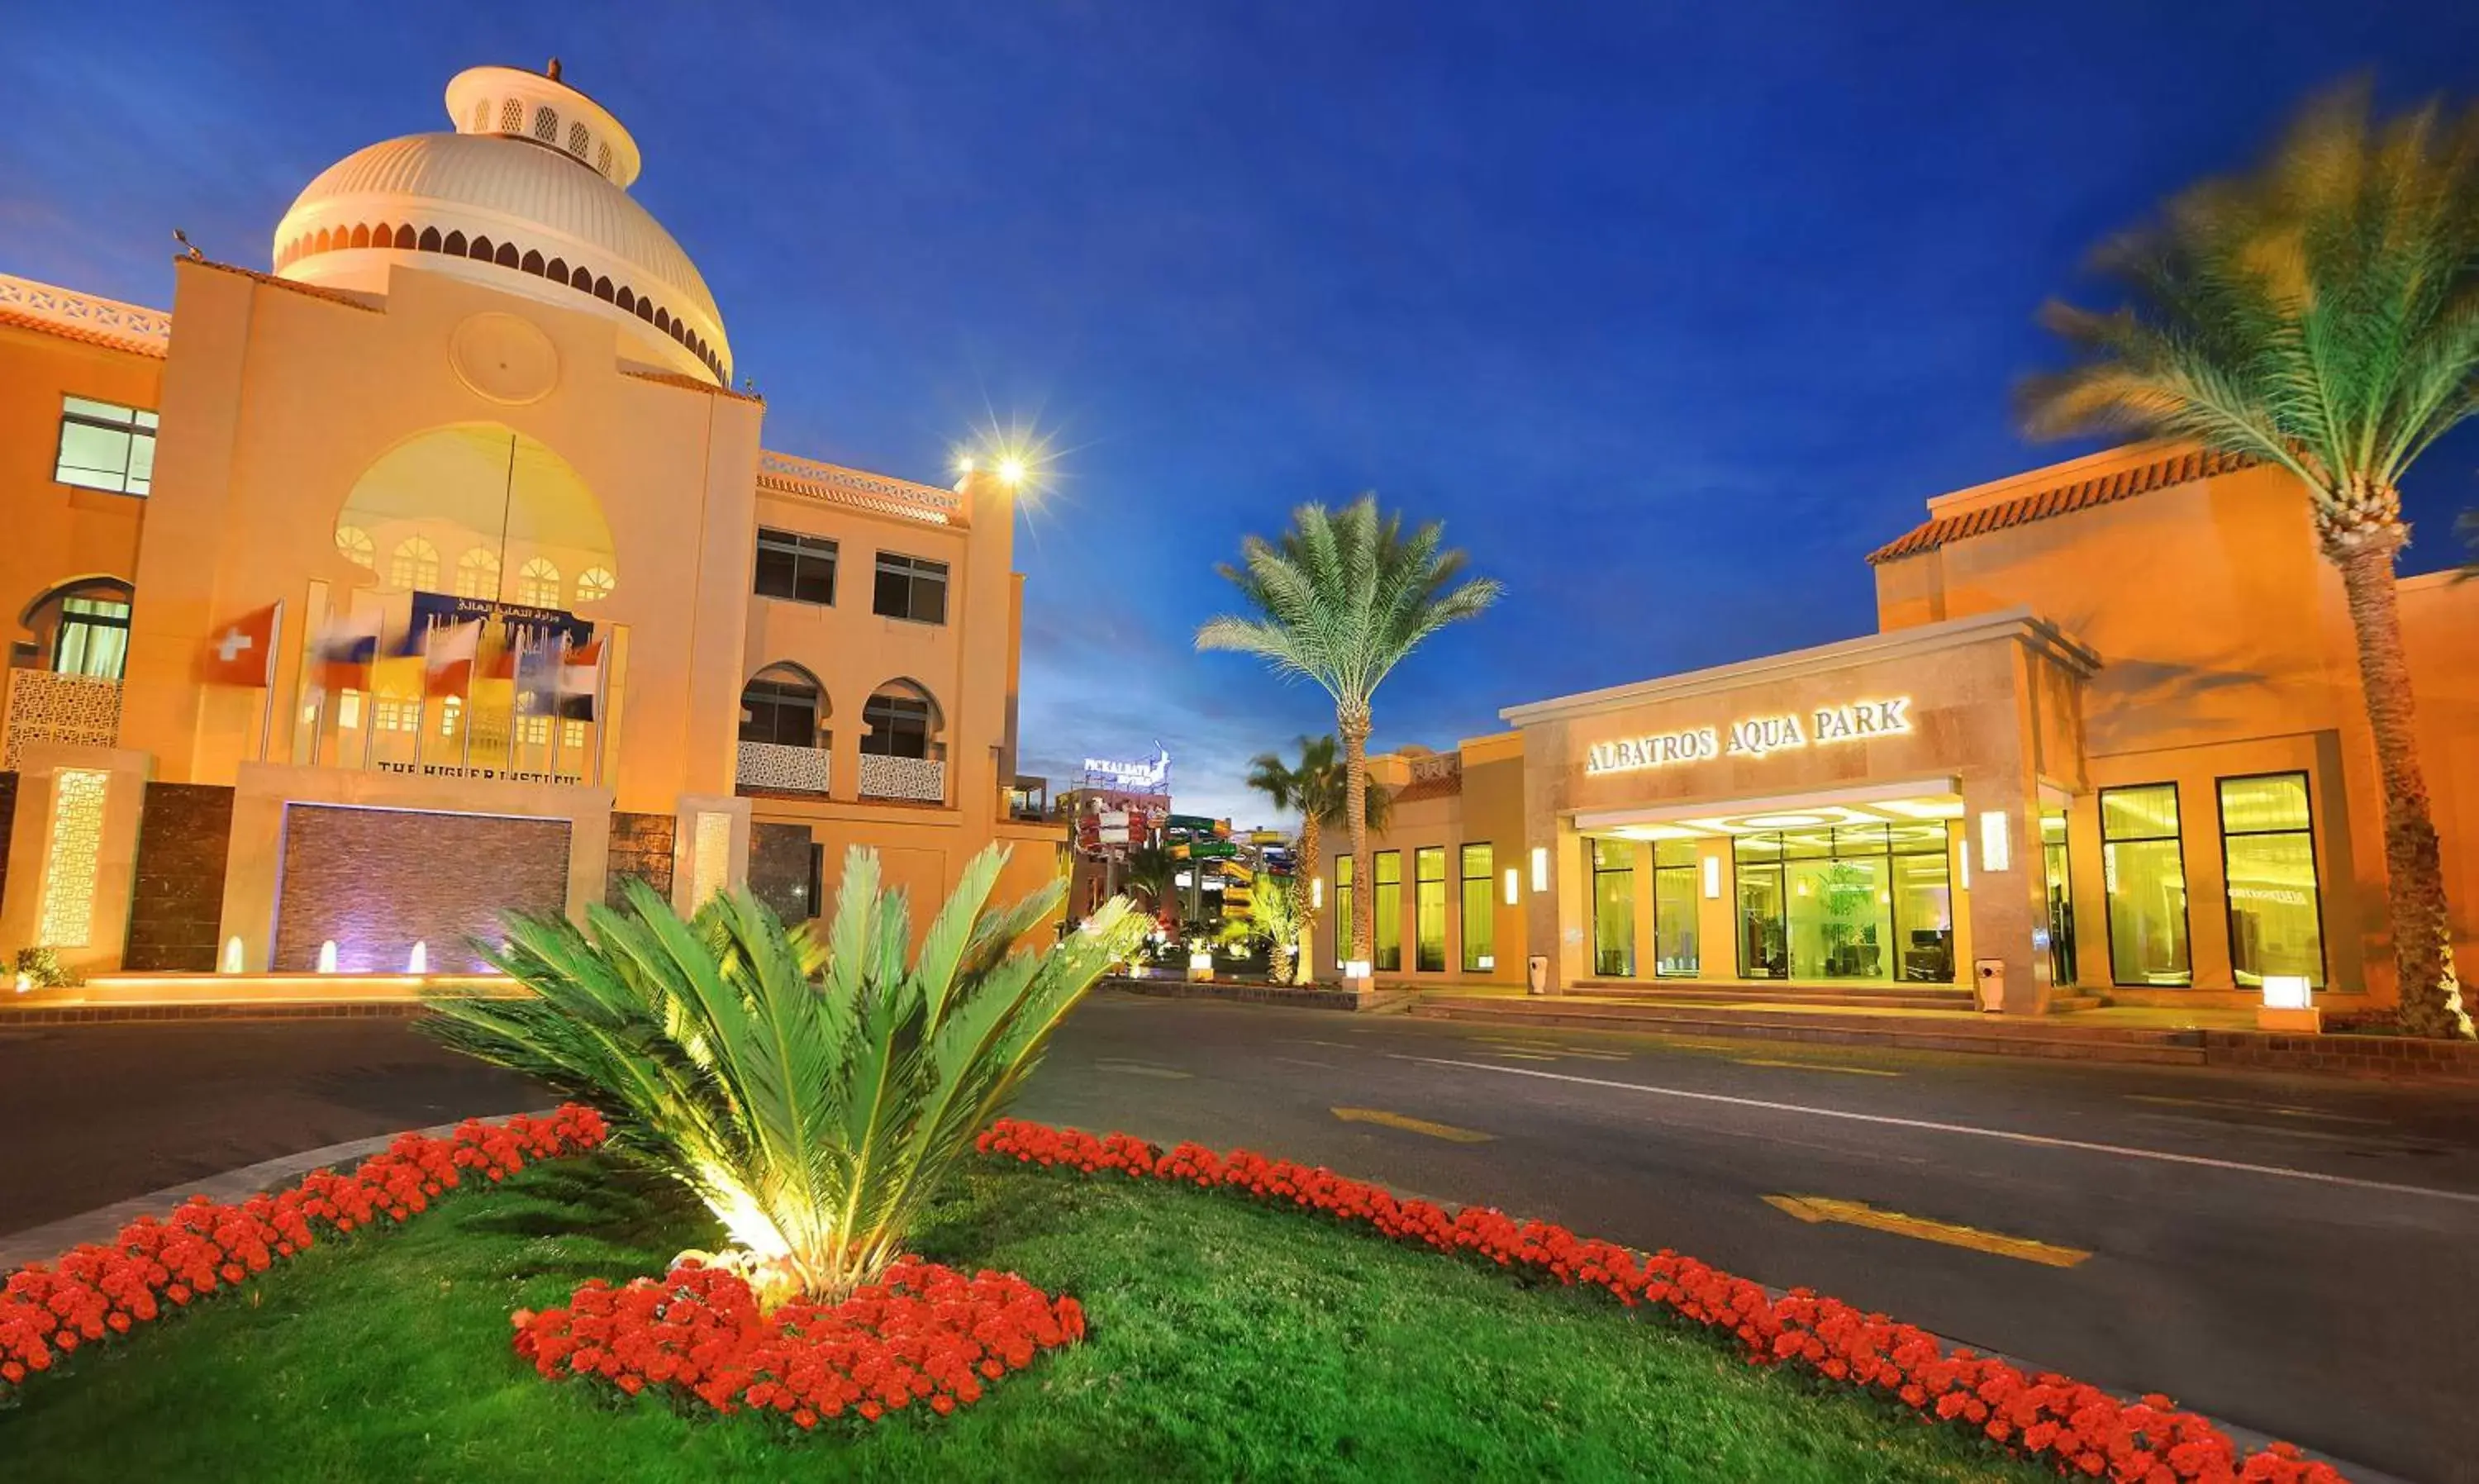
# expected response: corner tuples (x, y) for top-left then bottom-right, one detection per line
(1315, 444), (2479, 1015)
(0, 62), (1060, 980)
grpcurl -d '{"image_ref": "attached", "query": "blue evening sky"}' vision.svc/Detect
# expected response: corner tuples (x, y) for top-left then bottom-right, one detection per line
(5, 3), (2475, 824)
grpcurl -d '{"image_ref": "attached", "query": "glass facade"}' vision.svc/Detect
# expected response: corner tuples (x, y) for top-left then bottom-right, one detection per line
(1414, 847), (1447, 972)
(1591, 839), (1634, 977)
(1373, 851), (1401, 972)
(2219, 773), (2324, 989)
(2101, 784), (2191, 986)
(2040, 806), (2077, 988)
(1652, 839), (1699, 977)
(1737, 824), (1951, 982)
(1459, 843), (1494, 972)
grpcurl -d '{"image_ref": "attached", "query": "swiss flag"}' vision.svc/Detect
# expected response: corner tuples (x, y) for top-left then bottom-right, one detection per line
(201, 603), (279, 687)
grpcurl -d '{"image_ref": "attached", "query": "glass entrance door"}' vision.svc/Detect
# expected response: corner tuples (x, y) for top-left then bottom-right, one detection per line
(2040, 807), (2077, 988)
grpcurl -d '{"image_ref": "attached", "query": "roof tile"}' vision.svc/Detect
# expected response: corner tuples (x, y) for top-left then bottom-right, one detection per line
(1866, 447), (2255, 564)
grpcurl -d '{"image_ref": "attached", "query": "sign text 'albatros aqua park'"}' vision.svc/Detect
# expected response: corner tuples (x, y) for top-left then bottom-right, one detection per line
(1585, 698), (1913, 776)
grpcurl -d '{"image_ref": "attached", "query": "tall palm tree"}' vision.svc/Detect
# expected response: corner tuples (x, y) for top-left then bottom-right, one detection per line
(1244, 735), (1390, 982)
(2020, 86), (2476, 1039)
(1198, 495), (1501, 974)
(1120, 843), (1178, 923)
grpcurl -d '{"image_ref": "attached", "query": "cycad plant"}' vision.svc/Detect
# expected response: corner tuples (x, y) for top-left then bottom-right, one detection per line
(2020, 85), (2477, 1039)
(1199, 496), (1501, 973)
(421, 845), (1137, 1300)
(1217, 871), (1306, 984)
(1244, 735), (1390, 982)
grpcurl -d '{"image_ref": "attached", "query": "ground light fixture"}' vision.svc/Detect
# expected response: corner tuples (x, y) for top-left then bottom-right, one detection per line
(221, 935), (245, 973)
(316, 940), (339, 974)
(2258, 973), (2320, 1033)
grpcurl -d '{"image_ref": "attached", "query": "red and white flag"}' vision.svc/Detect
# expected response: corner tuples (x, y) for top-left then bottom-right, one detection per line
(202, 603), (280, 687)
(556, 638), (603, 721)
(421, 618), (483, 697)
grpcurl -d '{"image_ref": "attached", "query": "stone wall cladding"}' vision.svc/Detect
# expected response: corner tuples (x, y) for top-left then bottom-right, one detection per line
(606, 811), (675, 910)
(2199, 1030), (2479, 1084)
(122, 782), (236, 973)
(749, 821), (814, 922)
(275, 806), (569, 973)
(0, 772), (15, 919)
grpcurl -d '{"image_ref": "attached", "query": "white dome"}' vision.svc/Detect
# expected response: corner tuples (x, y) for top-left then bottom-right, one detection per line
(272, 65), (731, 386)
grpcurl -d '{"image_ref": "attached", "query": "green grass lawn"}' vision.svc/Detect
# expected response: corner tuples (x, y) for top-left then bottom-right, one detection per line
(2, 1156), (2043, 1483)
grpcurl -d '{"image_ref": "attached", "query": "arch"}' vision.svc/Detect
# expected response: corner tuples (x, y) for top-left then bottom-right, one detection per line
(314, 227), (333, 253)
(469, 235), (494, 261)
(349, 224), (371, 250)
(443, 230), (468, 256)
(16, 575), (135, 680)
(334, 526), (377, 569)
(493, 241), (519, 269)
(454, 546), (502, 600)
(614, 287), (635, 313)
(635, 298), (654, 323)
(520, 249), (545, 276)
(566, 121), (589, 157)
(499, 98), (524, 132)
(740, 663), (828, 749)
(860, 678), (943, 760)
(419, 226), (443, 252)
(534, 106), (559, 142)
(545, 257), (567, 283)
(593, 275), (613, 301)
(388, 536), (440, 592)
(394, 224), (416, 249)
(596, 141), (612, 178)
(571, 265), (593, 292)
(516, 556), (561, 607)
(469, 98), (492, 133)
(654, 307), (671, 334)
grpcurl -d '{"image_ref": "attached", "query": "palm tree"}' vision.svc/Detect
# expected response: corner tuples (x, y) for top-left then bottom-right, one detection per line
(1198, 495), (1501, 975)
(1244, 735), (1391, 982)
(1120, 843), (1179, 922)
(2020, 87), (2477, 1040)
(421, 846), (1139, 1301)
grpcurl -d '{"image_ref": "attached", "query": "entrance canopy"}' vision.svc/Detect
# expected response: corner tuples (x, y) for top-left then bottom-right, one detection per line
(1573, 777), (1963, 839)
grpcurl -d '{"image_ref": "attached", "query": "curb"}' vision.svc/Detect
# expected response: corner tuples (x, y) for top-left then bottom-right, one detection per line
(1102, 977), (1417, 1013)
(0, 1001), (432, 1027)
(0, 1106), (555, 1270)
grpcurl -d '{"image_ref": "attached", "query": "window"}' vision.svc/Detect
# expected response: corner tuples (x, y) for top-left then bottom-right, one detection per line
(1592, 839), (1634, 977)
(1459, 843), (1495, 972)
(573, 566), (616, 605)
(335, 526), (376, 568)
(499, 98), (524, 132)
(2040, 807), (2077, 988)
(1372, 851), (1402, 973)
(389, 537), (440, 591)
(516, 558), (561, 607)
(566, 121), (589, 157)
(53, 596), (131, 679)
(373, 697), (420, 733)
(562, 719), (588, 753)
(1735, 824), (1951, 982)
(54, 397), (157, 495)
(533, 106), (559, 141)
(740, 669), (821, 747)
(754, 529), (837, 605)
(2219, 773), (2324, 989)
(2101, 784), (2191, 987)
(454, 547), (501, 600)
(873, 552), (949, 624)
(860, 683), (936, 759)
(1414, 847), (1446, 973)
(1653, 839), (1700, 977)
(1334, 856), (1353, 968)
(440, 696), (463, 738)
(516, 714), (551, 745)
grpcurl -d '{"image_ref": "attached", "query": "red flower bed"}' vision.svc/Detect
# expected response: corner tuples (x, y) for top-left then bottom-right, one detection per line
(978, 1119), (2344, 1484)
(512, 1256), (1083, 1429)
(0, 1104), (607, 1403)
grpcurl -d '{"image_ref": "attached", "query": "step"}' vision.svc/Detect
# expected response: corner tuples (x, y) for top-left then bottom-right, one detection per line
(1409, 998), (2208, 1065)
(1564, 984), (1977, 1012)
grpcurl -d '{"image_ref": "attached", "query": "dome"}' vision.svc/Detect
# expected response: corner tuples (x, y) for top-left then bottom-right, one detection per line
(272, 64), (731, 386)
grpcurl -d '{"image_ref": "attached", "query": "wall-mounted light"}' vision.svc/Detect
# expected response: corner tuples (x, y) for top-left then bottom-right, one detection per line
(1311, 876), (1325, 910)
(1502, 867), (1520, 906)
(316, 940), (340, 975)
(1701, 854), (1721, 900)
(1530, 845), (1548, 892)
(221, 936), (245, 975)
(407, 940), (429, 976)
(1978, 810), (2012, 873)
(1958, 838), (1972, 890)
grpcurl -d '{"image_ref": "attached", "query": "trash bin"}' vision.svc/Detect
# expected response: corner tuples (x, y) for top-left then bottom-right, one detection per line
(1527, 954), (1549, 996)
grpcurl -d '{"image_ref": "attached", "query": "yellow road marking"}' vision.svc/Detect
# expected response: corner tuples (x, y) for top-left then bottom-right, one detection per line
(1331, 1106), (1495, 1143)
(1093, 1059), (1192, 1080)
(1764, 1194), (2089, 1268)
(1735, 1058), (1901, 1078)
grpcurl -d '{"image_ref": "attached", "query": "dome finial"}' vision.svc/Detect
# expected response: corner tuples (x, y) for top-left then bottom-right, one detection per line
(545, 56), (563, 82)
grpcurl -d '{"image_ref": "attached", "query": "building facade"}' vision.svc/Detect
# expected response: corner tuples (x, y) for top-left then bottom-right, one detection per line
(1314, 443), (2479, 1014)
(0, 63), (1062, 981)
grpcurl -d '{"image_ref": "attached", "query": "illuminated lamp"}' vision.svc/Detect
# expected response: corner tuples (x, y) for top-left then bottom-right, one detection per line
(221, 936), (245, 974)
(317, 940), (339, 975)
(1502, 867), (1520, 906)
(1978, 811), (2012, 873)
(1958, 840), (1971, 890)
(1701, 854), (1720, 900)
(1312, 877), (1325, 910)
(1741, 811), (1830, 829)
(407, 940), (429, 975)
(1530, 846), (1548, 893)
(12, 973), (28, 995)
(2258, 973), (2320, 1033)
(1344, 958), (1373, 982)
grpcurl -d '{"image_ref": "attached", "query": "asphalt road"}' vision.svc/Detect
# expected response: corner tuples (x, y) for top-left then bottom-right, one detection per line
(5, 999), (2476, 1482)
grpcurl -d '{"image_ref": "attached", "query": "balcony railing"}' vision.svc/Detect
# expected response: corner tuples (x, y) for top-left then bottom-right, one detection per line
(859, 753), (945, 804)
(3, 670), (123, 770)
(735, 740), (830, 796)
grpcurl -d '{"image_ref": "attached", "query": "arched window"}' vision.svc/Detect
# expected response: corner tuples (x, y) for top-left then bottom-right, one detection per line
(454, 547), (501, 600)
(499, 98), (524, 132)
(534, 106), (559, 142)
(516, 557), (562, 607)
(521, 250), (545, 276)
(393, 224), (416, 250)
(740, 664), (826, 748)
(615, 287), (635, 314)
(470, 235), (495, 262)
(444, 231), (468, 256)
(861, 680), (941, 760)
(566, 121), (589, 157)
(573, 566), (616, 605)
(335, 526), (377, 569)
(389, 536), (440, 592)
(469, 98), (492, 132)
(419, 226), (442, 252)
(495, 241), (520, 269)
(596, 141), (612, 177)
(350, 224), (371, 249)
(21, 577), (135, 680)
(546, 257), (568, 283)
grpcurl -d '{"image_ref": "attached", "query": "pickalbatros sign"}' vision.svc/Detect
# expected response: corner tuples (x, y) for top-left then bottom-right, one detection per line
(1584, 697), (1913, 776)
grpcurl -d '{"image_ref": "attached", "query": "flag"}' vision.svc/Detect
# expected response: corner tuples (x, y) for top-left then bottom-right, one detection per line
(312, 606), (383, 692)
(556, 639), (603, 721)
(202, 603), (279, 687)
(421, 618), (482, 697)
